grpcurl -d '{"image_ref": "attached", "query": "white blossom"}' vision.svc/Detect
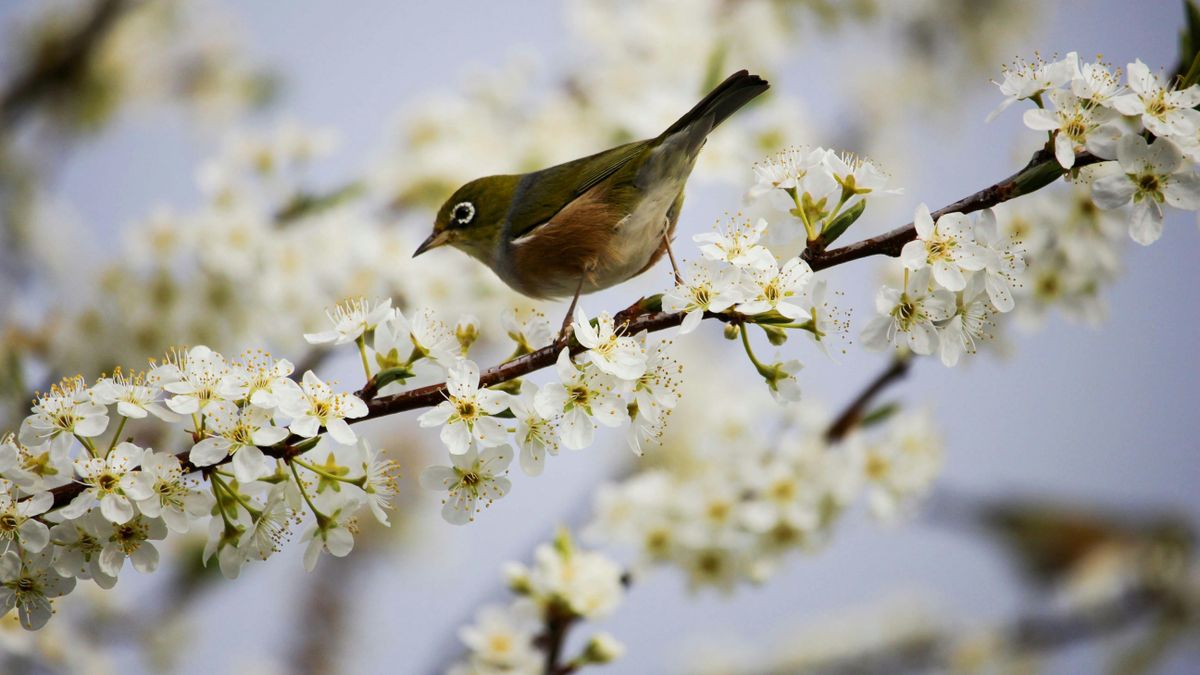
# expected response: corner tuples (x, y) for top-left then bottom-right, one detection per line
(661, 259), (744, 334)
(900, 205), (987, 292)
(509, 381), (559, 476)
(571, 306), (647, 381)
(0, 481), (52, 553)
(0, 551), (75, 630)
(279, 371), (369, 445)
(123, 451), (212, 533)
(419, 445), (513, 525)
(417, 359), (510, 455)
(1111, 59), (1200, 137)
(694, 217), (775, 270)
(60, 442), (144, 524)
(189, 401), (287, 482)
(303, 297), (396, 346)
(1091, 135), (1200, 245)
(1022, 89), (1120, 168)
(534, 350), (628, 450)
(861, 269), (956, 356)
(18, 377), (109, 451)
(735, 257), (813, 319)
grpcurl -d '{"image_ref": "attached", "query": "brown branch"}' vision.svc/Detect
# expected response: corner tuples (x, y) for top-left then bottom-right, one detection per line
(762, 587), (1172, 675)
(824, 357), (911, 442)
(40, 145), (1087, 516)
(0, 0), (135, 128)
(803, 148), (1103, 270)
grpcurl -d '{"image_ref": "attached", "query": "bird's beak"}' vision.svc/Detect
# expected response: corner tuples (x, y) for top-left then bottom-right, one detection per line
(413, 230), (451, 257)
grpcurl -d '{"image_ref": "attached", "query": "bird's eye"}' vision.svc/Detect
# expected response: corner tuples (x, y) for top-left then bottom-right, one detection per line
(451, 201), (476, 226)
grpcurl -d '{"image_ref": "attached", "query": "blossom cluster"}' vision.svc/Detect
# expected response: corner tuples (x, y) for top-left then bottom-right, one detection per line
(663, 213), (851, 401)
(586, 403), (942, 592)
(993, 53), (1200, 245)
(449, 530), (626, 675)
(417, 307), (682, 524)
(745, 145), (902, 246)
(0, 341), (399, 630)
(862, 204), (1022, 366)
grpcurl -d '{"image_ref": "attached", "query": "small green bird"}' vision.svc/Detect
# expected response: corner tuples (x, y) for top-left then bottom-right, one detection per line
(414, 70), (769, 320)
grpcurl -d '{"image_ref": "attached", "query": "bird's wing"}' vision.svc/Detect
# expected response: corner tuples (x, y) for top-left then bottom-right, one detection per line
(506, 140), (648, 239)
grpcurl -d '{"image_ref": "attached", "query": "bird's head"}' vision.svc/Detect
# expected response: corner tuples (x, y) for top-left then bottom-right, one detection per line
(414, 175), (520, 265)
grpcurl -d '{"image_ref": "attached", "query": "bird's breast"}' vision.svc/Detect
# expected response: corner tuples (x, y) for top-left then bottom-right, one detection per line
(501, 180), (682, 299)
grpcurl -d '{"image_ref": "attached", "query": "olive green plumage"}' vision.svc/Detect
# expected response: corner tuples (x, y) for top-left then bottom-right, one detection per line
(415, 70), (769, 300)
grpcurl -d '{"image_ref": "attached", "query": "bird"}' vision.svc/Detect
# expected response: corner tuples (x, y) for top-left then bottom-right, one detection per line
(413, 70), (769, 333)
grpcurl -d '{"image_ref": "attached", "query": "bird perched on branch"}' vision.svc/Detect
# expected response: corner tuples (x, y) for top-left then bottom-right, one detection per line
(414, 70), (769, 333)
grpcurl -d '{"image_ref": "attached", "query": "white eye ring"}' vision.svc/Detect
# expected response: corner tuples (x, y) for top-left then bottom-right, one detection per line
(452, 201), (476, 225)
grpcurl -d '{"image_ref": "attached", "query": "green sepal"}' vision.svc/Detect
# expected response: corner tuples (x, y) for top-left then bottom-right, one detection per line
(859, 402), (900, 429)
(820, 198), (866, 246)
(489, 379), (522, 397)
(1177, 1), (1200, 85)
(759, 324), (788, 346)
(290, 436), (322, 455)
(372, 365), (415, 391)
(1014, 156), (1067, 195)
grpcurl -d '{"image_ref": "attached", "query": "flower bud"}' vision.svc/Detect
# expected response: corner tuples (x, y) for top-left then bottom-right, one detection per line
(455, 315), (480, 354)
(760, 324), (788, 346)
(580, 632), (625, 664)
(723, 324), (740, 340)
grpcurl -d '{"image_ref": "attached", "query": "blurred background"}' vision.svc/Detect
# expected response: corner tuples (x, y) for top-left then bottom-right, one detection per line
(0, 0), (1196, 673)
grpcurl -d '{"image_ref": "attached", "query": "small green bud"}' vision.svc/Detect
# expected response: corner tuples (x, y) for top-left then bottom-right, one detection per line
(504, 562), (532, 595)
(580, 633), (625, 665)
(821, 198), (867, 246)
(760, 324), (788, 346)
(455, 315), (479, 354)
(723, 324), (740, 340)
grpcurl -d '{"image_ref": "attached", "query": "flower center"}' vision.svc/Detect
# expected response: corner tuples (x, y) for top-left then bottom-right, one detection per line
(0, 514), (17, 532)
(98, 473), (119, 491)
(455, 400), (477, 420)
(460, 471), (480, 487)
(1145, 92), (1168, 118)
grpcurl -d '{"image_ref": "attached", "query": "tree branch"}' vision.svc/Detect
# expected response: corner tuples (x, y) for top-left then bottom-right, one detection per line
(0, 0), (135, 128)
(768, 587), (1172, 675)
(803, 149), (1102, 270)
(41, 145), (1087, 515)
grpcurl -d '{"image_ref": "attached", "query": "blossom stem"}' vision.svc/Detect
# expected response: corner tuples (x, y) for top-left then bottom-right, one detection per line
(211, 471), (262, 519)
(738, 324), (773, 377)
(292, 457), (364, 487)
(105, 416), (127, 457)
(74, 434), (99, 459)
(356, 336), (372, 382)
(289, 459), (328, 524)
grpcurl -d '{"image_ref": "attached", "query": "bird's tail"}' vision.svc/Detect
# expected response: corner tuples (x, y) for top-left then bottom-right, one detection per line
(661, 70), (770, 140)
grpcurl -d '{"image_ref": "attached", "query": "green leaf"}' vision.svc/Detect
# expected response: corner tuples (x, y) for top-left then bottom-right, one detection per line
(820, 198), (866, 246)
(1178, 0), (1200, 83)
(859, 401), (900, 429)
(372, 365), (414, 391)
